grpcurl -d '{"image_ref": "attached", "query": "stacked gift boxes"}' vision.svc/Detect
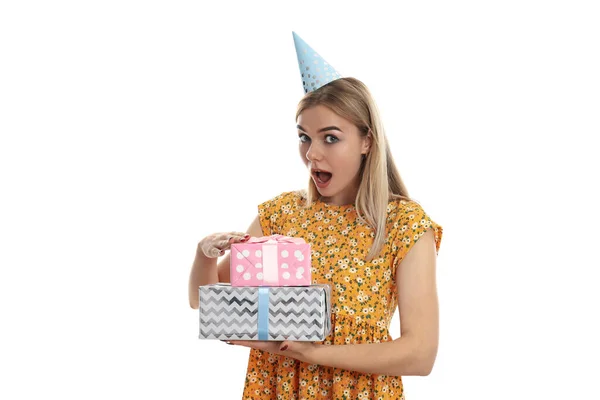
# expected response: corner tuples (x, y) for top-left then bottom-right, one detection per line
(199, 235), (332, 341)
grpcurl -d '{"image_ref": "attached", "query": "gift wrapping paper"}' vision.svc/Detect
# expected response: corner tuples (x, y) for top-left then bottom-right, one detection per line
(198, 283), (331, 341)
(230, 235), (312, 287)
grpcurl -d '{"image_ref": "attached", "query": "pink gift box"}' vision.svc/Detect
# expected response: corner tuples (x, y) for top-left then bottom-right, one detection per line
(230, 235), (312, 287)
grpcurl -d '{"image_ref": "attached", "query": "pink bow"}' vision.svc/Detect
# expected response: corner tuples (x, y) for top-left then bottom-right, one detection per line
(247, 234), (305, 244)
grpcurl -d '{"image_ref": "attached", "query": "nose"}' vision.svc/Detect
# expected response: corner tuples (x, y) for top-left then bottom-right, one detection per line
(305, 142), (323, 162)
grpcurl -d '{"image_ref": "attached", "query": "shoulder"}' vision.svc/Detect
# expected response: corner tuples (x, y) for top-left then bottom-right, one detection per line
(386, 196), (424, 221)
(257, 190), (306, 236)
(258, 190), (305, 211)
(258, 190), (306, 221)
(394, 198), (426, 216)
(388, 197), (443, 256)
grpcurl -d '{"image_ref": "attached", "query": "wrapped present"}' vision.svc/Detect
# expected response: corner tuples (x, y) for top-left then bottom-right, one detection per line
(198, 283), (331, 341)
(230, 234), (311, 287)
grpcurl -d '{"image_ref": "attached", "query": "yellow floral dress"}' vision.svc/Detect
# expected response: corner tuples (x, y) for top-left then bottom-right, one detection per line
(242, 191), (443, 400)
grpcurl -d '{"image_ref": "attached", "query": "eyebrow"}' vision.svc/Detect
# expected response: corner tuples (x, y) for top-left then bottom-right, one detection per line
(296, 125), (344, 134)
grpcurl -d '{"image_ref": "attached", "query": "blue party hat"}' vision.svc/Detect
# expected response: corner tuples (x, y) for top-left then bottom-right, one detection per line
(292, 31), (342, 94)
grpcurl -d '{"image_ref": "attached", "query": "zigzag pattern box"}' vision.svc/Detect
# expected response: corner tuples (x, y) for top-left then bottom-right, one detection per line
(199, 283), (332, 341)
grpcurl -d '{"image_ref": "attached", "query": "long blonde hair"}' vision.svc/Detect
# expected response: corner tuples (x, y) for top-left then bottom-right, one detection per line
(296, 77), (411, 261)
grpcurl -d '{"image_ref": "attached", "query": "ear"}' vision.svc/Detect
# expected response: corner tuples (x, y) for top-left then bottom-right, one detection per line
(361, 131), (373, 155)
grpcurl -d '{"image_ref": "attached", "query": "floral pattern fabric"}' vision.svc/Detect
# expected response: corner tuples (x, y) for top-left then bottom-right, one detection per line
(242, 191), (443, 400)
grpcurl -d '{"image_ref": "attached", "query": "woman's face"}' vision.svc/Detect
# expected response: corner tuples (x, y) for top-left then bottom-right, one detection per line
(297, 105), (371, 206)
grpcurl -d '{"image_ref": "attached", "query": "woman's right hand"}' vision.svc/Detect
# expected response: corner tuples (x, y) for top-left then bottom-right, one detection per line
(197, 232), (250, 258)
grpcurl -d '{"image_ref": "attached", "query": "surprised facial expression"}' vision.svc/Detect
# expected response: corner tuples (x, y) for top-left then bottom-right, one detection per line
(297, 105), (370, 206)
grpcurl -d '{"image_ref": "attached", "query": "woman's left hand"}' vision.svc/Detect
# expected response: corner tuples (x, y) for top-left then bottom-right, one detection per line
(225, 340), (317, 362)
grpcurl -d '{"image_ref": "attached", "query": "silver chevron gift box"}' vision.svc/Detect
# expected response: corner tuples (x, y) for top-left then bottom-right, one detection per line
(198, 283), (332, 341)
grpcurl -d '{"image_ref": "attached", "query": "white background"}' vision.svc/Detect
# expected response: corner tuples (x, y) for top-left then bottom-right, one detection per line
(1, 1), (599, 399)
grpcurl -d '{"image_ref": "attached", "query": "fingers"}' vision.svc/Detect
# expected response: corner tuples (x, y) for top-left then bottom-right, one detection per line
(279, 340), (290, 351)
(231, 232), (249, 239)
(200, 232), (252, 259)
(217, 232), (250, 250)
(200, 239), (225, 258)
(210, 247), (224, 258)
(226, 232), (251, 243)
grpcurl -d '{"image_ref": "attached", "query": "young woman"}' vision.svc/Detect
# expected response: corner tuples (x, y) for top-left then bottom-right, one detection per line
(189, 33), (443, 400)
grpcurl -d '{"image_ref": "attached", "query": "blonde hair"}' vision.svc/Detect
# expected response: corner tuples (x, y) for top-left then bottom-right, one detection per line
(296, 77), (411, 261)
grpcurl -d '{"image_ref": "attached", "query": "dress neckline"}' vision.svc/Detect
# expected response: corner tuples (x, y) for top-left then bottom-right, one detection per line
(315, 197), (356, 210)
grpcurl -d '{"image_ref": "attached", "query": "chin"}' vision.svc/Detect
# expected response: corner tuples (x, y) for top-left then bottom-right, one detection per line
(315, 185), (332, 195)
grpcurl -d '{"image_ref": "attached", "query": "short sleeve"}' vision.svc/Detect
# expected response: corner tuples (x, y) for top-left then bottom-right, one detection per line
(391, 201), (443, 275)
(257, 191), (299, 236)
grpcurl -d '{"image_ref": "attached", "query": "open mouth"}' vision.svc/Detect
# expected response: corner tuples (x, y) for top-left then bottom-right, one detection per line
(312, 169), (333, 185)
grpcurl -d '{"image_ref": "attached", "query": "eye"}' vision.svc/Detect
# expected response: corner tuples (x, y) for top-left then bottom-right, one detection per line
(298, 133), (310, 143)
(325, 134), (339, 144)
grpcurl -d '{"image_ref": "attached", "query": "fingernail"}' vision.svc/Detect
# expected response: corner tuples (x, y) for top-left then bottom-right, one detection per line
(280, 344), (288, 351)
(244, 234), (250, 238)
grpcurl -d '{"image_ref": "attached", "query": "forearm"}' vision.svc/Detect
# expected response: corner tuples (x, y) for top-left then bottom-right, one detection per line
(304, 336), (435, 377)
(188, 249), (218, 309)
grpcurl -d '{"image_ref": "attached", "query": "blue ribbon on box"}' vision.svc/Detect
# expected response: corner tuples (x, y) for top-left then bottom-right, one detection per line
(257, 288), (269, 340)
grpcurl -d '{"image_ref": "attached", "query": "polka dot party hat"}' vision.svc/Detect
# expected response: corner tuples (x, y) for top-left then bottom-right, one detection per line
(292, 31), (342, 94)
